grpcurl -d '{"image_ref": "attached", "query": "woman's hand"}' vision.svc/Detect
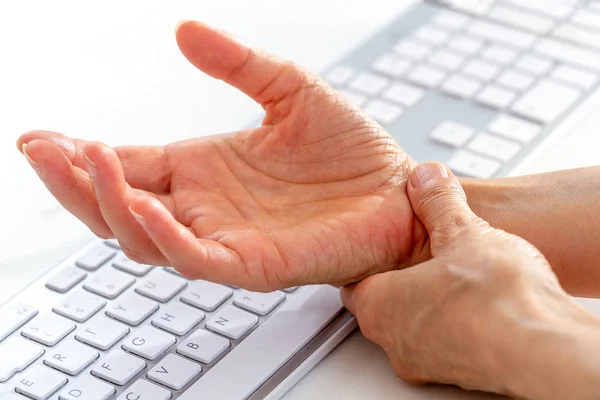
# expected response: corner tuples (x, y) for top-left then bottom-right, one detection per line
(17, 21), (424, 291)
(342, 162), (600, 399)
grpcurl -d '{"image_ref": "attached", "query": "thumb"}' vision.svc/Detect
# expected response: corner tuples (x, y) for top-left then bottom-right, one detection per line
(175, 20), (314, 108)
(407, 163), (481, 253)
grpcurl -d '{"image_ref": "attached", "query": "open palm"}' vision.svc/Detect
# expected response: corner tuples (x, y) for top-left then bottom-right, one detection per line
(18, 21), (424, 291)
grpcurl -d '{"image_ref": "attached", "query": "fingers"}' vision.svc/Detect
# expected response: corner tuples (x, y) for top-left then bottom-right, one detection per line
(129, 195), (249, 287)
(407, 163), (482, 253)
(22, 139), (113, 238)
(341, 260), (440, 343)
(83, 142), (169, 265)
(175, 21), (317, 107)
(18, 130), (171, 193)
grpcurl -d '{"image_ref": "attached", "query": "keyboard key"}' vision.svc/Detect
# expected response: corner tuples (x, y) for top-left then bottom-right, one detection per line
(371, 53), (412, 78)
(571, 9), (600, 30)
(1, 393), (28, 399)
(511, 79), (581, 124)
(502, 0), (573, 19)
(488, 114), (542, 144)
(446, 1), (492, 16)
(0, 303), (38, 342)
(45, 267), (87, 293)
(0, 336), (44, 382)
(177, 285), (344, 400)
(535, 38), (600, 71)
(76, 245), (116, 271)
(481, 45), (518, 66)
(382, 82), (425, 108)
(428, 49), (465, 71)
(122, 325), (175, 361)
(447, 150), (502, 179)
(53, 291), (106, 323)
(84, 268), (135, 299)
(515, 54), (553, 76)
(430, 121), (475, 148)
(487, 5), (555, 34)
(112, 254), (152, 276)
(206, 306), (258, 340)
(147, 354), (201, 390)
(590, 3), (600, 13)
(117, 380), (171, 400)
(151, 302), (205, 336)
(363, 99), (404, 125)
(164, 267), (184, 277)
(440, 74), (482, 99)
(475, 85), (517, 110)
(15, 365), (68, 400)
(347, 72), (390, 96)
(337, 89), (368, 107)
(446, 34), (484, 55)
(412, 25), (450, 45)
(91, 350), (146, 386)
(75, 316), (129, 350)
(467, 21), (536, 50)
(177, 329), (230, 364)
(462, 59), (500, 82)
(406, 64), (446, 88)
(323, 65), (355, 87)
(496, 69), (535, 91)
(58, 375), (115, 400)
(554, 23), (600, 51)
(44, 339), (99, 375)
(135, 268), (187, 303)
(181, 280), (233, 312)
(234, 290), (286, 316)
(393, 39), (431, 60)
(104, 239), (121, 250)
(467, 133), (522, 162)
(433, 10), (470, 29)
(106, 292), (159, 326)
(22, 314), (76, 346)
(550, 65), (598, 89)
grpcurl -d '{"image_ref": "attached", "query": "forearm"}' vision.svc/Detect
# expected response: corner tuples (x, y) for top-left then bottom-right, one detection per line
(501, 296), (600, 400)
(461, 167), (600, 298)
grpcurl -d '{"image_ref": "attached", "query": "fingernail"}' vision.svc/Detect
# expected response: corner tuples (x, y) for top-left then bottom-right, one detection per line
(129, 206), (146, 225)
(22, 144), (42, 175)
(83, 152), (97, 180)
(410, 163), (448, 188)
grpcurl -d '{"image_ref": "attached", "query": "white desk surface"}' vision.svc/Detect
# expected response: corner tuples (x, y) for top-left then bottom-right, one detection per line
(1, 1), (599, 399)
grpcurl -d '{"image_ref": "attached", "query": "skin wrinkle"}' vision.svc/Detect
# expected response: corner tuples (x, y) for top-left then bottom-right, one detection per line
(262, 83), (325, 126)
(182, 140), (290, 289)
(160, 145), (174, 195)
(227, 139), (401, 187)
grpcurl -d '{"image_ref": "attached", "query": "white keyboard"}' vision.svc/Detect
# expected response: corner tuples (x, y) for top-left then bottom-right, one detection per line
(0, 240), (346, 399)
(324, 0), (600, 179)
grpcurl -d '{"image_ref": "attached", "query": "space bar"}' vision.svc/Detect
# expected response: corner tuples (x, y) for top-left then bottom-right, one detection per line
(178, 285), (344, 400)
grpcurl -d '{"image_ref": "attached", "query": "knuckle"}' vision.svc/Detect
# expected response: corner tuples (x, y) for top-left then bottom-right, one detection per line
(352, 284), (384, 342)
(418, 181), (465, 214)
(389, 357), (425, 385)
(357, 318), (379, 342)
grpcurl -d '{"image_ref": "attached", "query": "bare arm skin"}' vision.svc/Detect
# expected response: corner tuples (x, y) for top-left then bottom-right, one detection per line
(462, 166), (600, 298)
